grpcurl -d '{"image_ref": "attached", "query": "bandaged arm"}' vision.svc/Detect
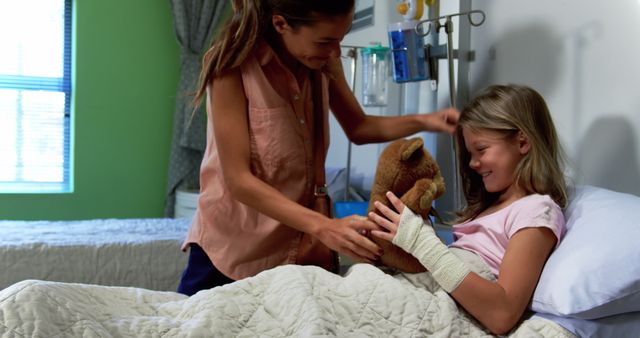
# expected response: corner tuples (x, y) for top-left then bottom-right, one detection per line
(393, 208), (471, 292)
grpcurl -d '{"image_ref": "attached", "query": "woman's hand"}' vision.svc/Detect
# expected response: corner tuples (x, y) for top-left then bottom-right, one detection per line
(423, 107), (460, 134)
(368, 191), (406, 242)
(316, 214), (383, 264)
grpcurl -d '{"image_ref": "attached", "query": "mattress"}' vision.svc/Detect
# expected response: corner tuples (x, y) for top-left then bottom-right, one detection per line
(0, 218), (191, 291)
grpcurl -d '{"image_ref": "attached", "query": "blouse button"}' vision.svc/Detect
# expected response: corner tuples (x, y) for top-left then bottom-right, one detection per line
(293, 95), (300, 100)
(299, 118), (305, 124)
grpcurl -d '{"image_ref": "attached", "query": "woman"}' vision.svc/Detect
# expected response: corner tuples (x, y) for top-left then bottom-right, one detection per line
(177, 0), (459, 296)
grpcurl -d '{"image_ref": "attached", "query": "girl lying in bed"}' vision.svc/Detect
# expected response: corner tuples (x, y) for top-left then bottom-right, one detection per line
(369, 84), (567, 335)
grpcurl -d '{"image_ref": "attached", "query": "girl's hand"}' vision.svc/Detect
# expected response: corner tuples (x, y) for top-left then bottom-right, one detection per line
(368, 191), (406, 242)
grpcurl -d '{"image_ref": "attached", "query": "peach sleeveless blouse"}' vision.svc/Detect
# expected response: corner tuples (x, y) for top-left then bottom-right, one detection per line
(181, 43), (330, 280)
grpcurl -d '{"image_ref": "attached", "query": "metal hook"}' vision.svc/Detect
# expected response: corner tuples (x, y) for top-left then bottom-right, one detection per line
(415, 9), (486, 36)
(466, 10), (486, 27)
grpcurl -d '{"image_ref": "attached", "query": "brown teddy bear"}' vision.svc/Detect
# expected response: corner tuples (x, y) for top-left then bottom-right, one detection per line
(368, 137), (446, 273)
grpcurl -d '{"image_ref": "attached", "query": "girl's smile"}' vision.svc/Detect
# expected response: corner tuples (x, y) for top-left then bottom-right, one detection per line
(463, 127), (529, 200)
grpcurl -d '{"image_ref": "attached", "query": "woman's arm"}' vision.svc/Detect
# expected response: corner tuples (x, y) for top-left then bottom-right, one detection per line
(369, 192), (556, 335)
(209, 70), (381, 262)
(325, 58), (459, 144)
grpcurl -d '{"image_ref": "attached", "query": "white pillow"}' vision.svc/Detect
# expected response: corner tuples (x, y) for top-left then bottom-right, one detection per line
(532, 185), (640, 319)
(534, 311), (640, 338)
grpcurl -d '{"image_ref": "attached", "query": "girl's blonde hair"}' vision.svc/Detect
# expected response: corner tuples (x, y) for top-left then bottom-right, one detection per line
(193, 0), (355, 105)
(455, 84), (567, 222)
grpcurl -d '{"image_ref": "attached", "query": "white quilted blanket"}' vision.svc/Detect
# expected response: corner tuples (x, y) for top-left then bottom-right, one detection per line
(0, 218), (190, 291)
(0, 264), (573, 337)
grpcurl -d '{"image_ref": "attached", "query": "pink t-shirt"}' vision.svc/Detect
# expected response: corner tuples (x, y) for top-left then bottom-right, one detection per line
(181, 42), (330, 280)
(449, 194), (565, 276)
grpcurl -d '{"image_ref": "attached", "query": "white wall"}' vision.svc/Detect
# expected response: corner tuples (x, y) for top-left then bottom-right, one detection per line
(468, 0), (640, 196)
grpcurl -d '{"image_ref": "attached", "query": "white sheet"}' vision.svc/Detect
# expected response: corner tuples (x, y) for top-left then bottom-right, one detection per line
(0, 264), (574, 337)
(0, 218), (190, 291)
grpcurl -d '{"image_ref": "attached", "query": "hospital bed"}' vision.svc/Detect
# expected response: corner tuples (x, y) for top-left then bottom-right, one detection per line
(0, 217), (190, 291)
(0, 186), (638, 337)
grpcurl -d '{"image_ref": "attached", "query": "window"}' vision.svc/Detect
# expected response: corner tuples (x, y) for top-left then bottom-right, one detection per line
(0, 0), (72, 193)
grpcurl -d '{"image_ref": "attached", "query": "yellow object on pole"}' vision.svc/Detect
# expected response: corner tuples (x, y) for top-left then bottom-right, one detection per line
(396, 0), (424, 20)
(396, 3), (409, 16)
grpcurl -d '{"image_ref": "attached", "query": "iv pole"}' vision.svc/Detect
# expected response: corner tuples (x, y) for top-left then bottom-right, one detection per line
(418, 8), (486, 213)
(342, 46), (358, 202)
(339, 44), (385, 202)
(419, 9), (486, 109)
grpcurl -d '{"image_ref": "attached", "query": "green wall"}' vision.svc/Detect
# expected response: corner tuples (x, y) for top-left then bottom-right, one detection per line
(0, 1), (181, 220)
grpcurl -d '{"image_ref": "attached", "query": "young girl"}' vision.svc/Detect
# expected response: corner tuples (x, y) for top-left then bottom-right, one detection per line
(369, 84), (567, 335)
(177, 0), (459, 296)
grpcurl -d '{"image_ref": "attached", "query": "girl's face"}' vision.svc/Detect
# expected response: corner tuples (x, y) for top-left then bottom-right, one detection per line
(462, 127), (530, 197)
(273, 12), (353, 70)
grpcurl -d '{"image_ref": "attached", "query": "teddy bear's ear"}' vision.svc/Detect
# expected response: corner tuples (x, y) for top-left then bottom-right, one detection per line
(401, 137), (424, 161)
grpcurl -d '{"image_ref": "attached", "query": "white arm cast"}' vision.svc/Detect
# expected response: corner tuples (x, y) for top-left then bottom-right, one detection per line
(392, 208), (471, 293)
